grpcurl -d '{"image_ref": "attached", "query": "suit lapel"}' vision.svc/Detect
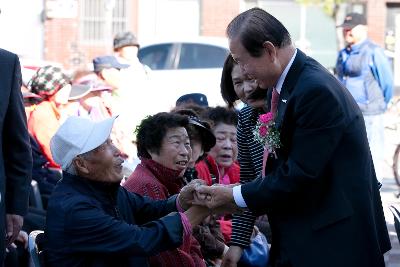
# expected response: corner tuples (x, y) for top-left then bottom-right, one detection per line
(275, 50), (307, 130)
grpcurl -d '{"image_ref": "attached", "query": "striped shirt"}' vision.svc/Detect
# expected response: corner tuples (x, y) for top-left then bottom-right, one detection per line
(230, 105), (265, 247)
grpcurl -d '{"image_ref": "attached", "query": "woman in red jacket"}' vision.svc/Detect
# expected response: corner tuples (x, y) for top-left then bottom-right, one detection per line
(195, 106), (240, 244)
(196, 106), (240, 186)
(123, 112), (206, 267)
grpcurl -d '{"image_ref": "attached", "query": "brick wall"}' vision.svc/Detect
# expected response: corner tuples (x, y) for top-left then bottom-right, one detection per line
(201, 0), (240, 37)
(367, 0), (387, 46)
(44, 18), (79, 69)
(44, 0), (138, 71)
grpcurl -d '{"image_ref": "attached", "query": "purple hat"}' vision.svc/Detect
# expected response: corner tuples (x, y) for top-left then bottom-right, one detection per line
(69, 73), (113, 100)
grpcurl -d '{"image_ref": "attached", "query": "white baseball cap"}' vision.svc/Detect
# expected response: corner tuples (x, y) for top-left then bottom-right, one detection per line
(50, 116), (117, 170)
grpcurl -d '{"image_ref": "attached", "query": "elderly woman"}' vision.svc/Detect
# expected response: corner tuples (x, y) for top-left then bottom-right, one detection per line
(123, 112), (206, 267)
(28, 65), (73, 168)
(196, 106), (240, 186)
(172, 108), (229, 266)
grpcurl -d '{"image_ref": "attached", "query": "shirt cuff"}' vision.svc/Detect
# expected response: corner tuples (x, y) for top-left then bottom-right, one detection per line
(233, 185), (248, 208)
(179, 212), (192, 236)
(176, 196), (185, 212)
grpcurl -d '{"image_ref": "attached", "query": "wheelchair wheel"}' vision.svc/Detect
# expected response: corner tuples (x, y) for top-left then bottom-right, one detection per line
(394, 144), (400, 187)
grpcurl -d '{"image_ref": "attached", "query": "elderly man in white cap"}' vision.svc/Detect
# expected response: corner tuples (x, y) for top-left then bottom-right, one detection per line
(44, 116), (210, 267)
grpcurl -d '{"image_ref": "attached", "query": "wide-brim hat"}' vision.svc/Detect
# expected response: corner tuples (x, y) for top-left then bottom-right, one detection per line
(22, 91), (42, 100)
(68, 84), (92, 100)
(69, 73), (113, 100)
(50, 116), (117, 170)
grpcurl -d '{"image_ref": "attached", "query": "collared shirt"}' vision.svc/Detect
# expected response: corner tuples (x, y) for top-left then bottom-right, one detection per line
(233, 48), (298, 208)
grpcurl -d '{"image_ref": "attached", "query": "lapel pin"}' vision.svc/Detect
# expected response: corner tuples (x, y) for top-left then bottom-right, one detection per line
(282, 99), (287, 103)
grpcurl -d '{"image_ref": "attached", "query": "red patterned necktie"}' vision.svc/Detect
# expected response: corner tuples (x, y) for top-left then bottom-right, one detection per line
(262, 88), (279, 177)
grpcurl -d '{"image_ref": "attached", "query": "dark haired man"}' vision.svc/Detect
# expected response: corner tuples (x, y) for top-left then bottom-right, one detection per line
(195, 7), (390, 267)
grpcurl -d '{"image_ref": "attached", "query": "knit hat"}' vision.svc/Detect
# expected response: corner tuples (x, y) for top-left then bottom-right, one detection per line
(28, 66), (70, 98)
(113, 31), (140, 50)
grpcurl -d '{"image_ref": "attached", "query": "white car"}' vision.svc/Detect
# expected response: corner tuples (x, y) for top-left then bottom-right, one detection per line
(138, 38), (230, 111)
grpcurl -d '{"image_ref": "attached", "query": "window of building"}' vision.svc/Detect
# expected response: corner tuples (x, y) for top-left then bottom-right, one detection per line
(80, 0), (130, 45)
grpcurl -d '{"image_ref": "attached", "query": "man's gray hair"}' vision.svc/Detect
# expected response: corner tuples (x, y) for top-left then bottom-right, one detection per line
(64, 150), (95, 175)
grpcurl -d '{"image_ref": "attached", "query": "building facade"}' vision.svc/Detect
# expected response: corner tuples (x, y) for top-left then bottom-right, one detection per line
(1, 0), (398, 82)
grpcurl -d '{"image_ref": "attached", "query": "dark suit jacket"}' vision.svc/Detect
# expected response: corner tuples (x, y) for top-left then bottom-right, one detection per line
(0, 49), (32, 260)
(241, 50), (391, 267)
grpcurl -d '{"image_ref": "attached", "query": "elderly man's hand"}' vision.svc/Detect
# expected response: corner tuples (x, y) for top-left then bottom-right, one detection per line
(193, 184), (243, 214)
(6, 214), (23, 246)
(178, 179), (206, 210)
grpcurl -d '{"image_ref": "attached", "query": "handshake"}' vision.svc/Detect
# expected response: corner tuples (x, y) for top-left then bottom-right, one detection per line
(177, 179), (245, 215)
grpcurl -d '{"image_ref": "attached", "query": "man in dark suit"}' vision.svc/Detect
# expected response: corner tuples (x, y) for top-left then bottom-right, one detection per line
(195, 8), (391, 267)
(0, 48), (32, 264)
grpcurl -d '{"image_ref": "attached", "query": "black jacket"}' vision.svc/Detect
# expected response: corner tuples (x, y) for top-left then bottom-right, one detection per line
(0, 49), (32, 262)
(242, 50), (391, 267)
(45, 173), (184, 267)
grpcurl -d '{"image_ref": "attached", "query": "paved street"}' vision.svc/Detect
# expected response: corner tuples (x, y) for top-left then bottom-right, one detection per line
(382, 114), (400, 266)
(382, 176), (400, 267)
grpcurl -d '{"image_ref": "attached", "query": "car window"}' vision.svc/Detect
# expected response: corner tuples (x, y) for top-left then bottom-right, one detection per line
(138, 44), (173, 70)
(178, 44), (228, 69)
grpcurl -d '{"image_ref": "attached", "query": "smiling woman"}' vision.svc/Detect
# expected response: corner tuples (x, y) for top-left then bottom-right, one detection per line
(123, 112), (206, 267)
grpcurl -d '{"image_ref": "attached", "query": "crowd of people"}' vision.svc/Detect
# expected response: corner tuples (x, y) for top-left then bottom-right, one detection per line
(0, 7), (395, 267)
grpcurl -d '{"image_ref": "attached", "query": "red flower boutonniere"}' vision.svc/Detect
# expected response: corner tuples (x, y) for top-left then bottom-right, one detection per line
(253, 112), (281, 154)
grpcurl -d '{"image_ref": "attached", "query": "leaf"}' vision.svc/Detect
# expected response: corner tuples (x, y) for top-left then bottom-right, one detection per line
(295, 0), (347, 18)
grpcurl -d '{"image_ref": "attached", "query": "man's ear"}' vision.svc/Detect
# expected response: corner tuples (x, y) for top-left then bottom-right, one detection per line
(73, 157), (90, 175)
(262, 41), (277, 62)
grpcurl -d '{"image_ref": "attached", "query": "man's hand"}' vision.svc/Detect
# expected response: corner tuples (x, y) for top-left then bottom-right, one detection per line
(193, 184), (243, 214)
(222, 246), (244, 267)
(6, 214), (23, 246)
(16, 230), (29, 249)
(178, 179), (206, 210)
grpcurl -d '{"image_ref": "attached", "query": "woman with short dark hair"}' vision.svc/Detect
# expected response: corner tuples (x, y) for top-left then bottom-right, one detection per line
(123, 112), (206, 267)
